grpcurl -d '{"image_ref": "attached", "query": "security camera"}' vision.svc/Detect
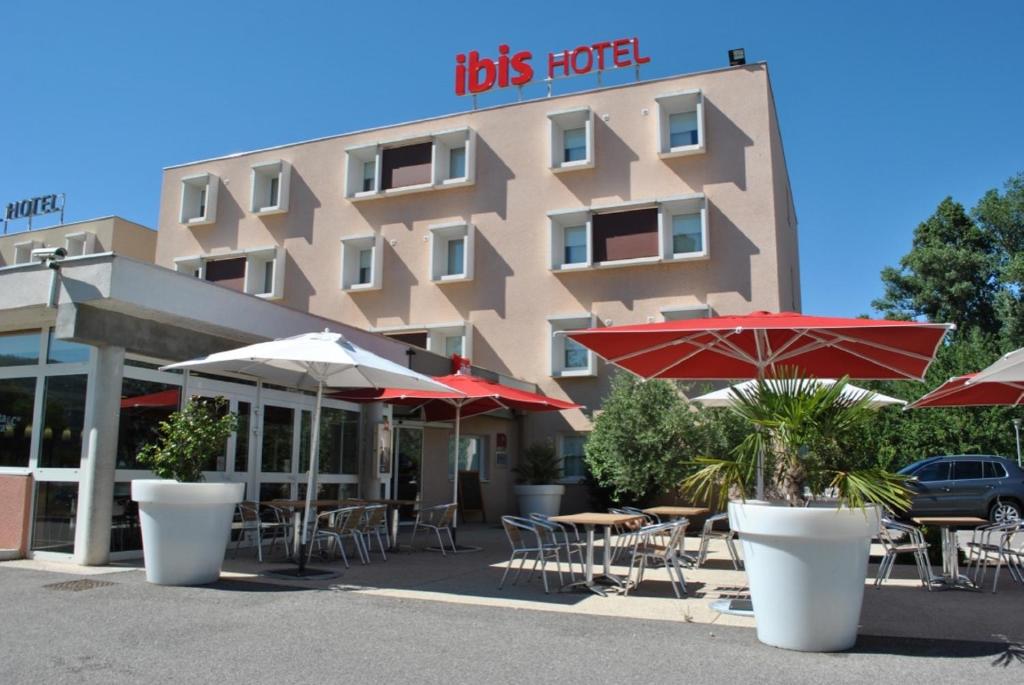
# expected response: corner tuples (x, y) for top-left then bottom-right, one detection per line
(31, 247), (67, 262)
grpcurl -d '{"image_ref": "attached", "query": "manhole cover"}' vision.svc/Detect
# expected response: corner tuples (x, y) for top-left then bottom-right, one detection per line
(43, 578), (116, 592)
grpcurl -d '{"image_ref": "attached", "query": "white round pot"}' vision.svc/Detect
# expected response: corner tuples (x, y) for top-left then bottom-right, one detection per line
(132, 480), (245, 586)
(514, 484), (565, 517)
(728, 500), (880, 652)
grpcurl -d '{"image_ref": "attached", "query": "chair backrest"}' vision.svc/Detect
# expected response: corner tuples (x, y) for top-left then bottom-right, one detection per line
(362, 505), (387, 530)
(501, 515), (538, 551)
(610, 508), (647, 531)
(622, 506), (658, 524)
(435, 503), (457, 527)
(324, 506), (363, 534)
(238, 502), (261, 524)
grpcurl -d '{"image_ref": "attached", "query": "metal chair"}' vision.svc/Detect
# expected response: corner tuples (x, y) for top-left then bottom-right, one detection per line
(696, 513), (741, 570)
(358, 504), (390, 561)
(232, 501), (291, 562)
(498, 516), (566, 594)
(624, 519), (690, 598)
(875, 518), (933, 589)
(609, 507), (651, 562)
(529, 513), (585, 580)
(308, 506), (367, 567)
(410, 503), (457, 555)
(966, 520), (1022, 592)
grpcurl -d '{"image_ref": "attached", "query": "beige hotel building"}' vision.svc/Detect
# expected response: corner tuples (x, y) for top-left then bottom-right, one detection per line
(0, 60), (798, 564)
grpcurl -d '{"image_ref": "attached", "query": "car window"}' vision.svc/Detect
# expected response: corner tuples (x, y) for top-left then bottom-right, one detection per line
(984, 461), (1008, 479)
(914, 462), (950, 482)
(953, 461), (984, 480)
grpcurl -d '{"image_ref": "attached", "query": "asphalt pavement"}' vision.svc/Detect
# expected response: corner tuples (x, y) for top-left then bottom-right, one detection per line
(1, 564), (1021, 684)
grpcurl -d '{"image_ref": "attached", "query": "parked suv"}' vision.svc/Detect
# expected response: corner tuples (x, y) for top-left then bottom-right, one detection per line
(898, 455), (1024, 522)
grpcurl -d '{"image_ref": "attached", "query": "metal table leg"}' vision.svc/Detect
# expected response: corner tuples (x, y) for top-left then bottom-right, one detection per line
(560, 524), (606, 596)
(932, 525), (978, 590)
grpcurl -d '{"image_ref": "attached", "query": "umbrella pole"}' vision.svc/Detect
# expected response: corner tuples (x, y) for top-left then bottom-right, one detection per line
(451, 402), (461, 548)
(755, 359), (766, 501)
(298, 380), (324, 573)
(1014, 419), (1022, 468)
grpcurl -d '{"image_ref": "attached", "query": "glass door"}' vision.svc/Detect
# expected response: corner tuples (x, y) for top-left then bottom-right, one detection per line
(393, 426), (423, 519)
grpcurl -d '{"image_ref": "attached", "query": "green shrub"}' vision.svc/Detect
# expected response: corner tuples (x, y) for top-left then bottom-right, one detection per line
(513, 442), (562, 485)
(137, 396), (237, 483)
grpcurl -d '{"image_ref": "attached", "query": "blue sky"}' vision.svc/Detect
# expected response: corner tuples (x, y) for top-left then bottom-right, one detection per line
(1, 1), (1021, 317)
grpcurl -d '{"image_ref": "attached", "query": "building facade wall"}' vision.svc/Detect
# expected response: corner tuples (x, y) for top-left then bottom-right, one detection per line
(0, 474), (32, 556)
(0, 216), (156, 268)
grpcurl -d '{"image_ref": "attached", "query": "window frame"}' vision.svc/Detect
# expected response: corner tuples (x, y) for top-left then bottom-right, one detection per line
(448, 433), (490, 482)
(64, 232), (97, 257)
(655, 89), (705, 158)
(179, 173), (219, 225)
(340, 234), (384, 292)
(344, 127), (476, 200)
(558, 433), (588, 484)
(428, 222), (474, 283)
(548, 107), (594, 172)
(172, 246), (285, 300)
(249, 160), (291, 215)
(548, 314), (597, 378)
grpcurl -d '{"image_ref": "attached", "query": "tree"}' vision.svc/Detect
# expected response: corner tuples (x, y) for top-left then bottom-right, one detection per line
(584, 372), (748, 502)
(974, 172), (1024, 347)
(873, 197), (999, 332)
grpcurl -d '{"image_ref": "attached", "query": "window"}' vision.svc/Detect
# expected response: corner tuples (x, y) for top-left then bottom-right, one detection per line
(261, 405), (295, 473)
(448, 434), (488, 481)
(669, 112), (699, 148)
(31, 482), (78, 553)
(428, 322), (471, 360)
(592, 208), (659, 263)
(0, 330), (40, 367)
(179, 173), (219, 225)
(117, 377), (180, 469)
(672, 213), (703, 254)
(13, 240), (42, 265)
(64, 232), (97, 257)
(952, 461), (984, 480)
(245, 247), (284, 299)
(250, 160), (291, 214)
(563, 225), (588, 265)
(0, 377), (36, 467)
(429, 222), (474, 283)
(446, 238), (465, 277)
(234, 401), (251, 472)
(340, 234), (383, 291)
(560, 435), (587, 481)
(300, 406), (359, 475)
(984, 461), (1008, 479)
(548, 107), (594, 171)
(47, 331), (90, 364)
(175, 247), (284, 299)
(449, 147), (466, 180)
(915, 461), (950, 482)
(345, 127), (475, 199)
(444, 335), (463, 357)
(656, 89), (705, 157)
(548, 314), (597, 378)
(204, 257), (247, 291)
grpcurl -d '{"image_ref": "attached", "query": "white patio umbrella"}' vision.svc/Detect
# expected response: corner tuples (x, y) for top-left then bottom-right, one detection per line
(162, 330), (456, 575)
(970, 347), (1024, 385)
(690, 379), (907, 409)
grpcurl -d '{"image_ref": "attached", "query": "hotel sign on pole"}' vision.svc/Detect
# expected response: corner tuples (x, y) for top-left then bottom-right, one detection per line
(3, 192), (66, 233)
(455, 37), (650, 97)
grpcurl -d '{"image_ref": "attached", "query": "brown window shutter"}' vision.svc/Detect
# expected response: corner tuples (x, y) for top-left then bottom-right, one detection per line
(204, 257), (247, 292)
(381, 142), (433, 190)
(592, 208), (659, 262)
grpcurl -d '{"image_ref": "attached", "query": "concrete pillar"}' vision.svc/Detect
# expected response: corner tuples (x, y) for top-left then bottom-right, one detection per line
(358, 402), (391, 500)
(73, 345), (125, 565)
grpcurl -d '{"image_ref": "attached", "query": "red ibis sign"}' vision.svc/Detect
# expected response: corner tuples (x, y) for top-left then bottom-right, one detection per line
(455, 37), (650, 96)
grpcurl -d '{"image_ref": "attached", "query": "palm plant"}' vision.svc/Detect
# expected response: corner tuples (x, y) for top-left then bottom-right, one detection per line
(683, 369), (912, 511)
(513, 442), (563, 485)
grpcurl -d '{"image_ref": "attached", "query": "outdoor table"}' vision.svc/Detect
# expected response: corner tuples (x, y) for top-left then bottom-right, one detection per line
(643, 506), (710, 562)
(550, 512), (644, 596)
(342, 498), (417, 551)
(912, 516), (988, 590)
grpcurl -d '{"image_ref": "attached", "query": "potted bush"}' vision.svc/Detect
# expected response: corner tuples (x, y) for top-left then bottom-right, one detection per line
(513, 442), (565, 517)
(131, 396), (243, 586)
(684, 371), (910, 652)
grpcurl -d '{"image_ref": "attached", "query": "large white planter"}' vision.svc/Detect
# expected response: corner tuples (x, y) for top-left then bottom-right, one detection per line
(132, 480), (245, 586)
(514, 484), (565, 517)
(728, 500), (880, 652)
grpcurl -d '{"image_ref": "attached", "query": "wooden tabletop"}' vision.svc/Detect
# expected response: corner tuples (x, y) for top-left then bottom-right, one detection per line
(912, 516), (989, 528)
(263, 499), (342, 509)
(644, 506), (711, 518)
(344, 498), (418, 506)
(551, 512), (644, 527)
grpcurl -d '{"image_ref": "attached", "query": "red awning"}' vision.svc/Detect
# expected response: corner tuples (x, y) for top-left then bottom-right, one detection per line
(120, 389), (181, 409)
(332, 372), (581, 421)
(908, 373), (1024, 408)
(566, 310), (953, 381)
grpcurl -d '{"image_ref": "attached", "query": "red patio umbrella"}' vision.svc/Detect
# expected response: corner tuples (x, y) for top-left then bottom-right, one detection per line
(907, 373), (1024, 409)
(565, 310), (953, 381)
(120, 388), (181, 409)
(334, 371), (581, 541)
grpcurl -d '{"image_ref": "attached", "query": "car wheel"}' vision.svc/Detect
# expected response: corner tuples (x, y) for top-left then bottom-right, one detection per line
(989, 500), (1022, 523)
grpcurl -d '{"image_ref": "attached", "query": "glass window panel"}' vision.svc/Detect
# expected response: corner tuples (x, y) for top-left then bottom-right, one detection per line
(358, 248), (373, 284)
(299, 406), (347, 474)
(563, 127), (587, 162)
(47, 331), (91, 364)
(563, 337), (589, 370)
(362, 160), (376, 192)
(194, 397), (230, 472)
(262, 260), (274, 295)
(0, 377), (35, 467)
(561, 435), (587, 478)
(259, 482), (292, 503)
(446, 238), (465, 276)
(342, 410), (359, 475)
(31, 481), (78, 553)
(915, 461), (950, 482)
(448, 435), (487, 480)
(261, 405), (294, 473)
(39, 375), (88, 469)
(268, 176), (279, 207)
(444, 335), (463, 357)
(297, 482), (340, 501)
(116, 378), (181, 469)
(234, 401), (251, 473)
(952, 460), (983, 480)
(984, 461), (1007, 479)
(672, 213), (703, 254)
(669, 111), (699, 147)
(0, 331), (40, 367)
(449, 147), (466, 179)
(110, 482), (142, 553)
(564, 225), (587, 264)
